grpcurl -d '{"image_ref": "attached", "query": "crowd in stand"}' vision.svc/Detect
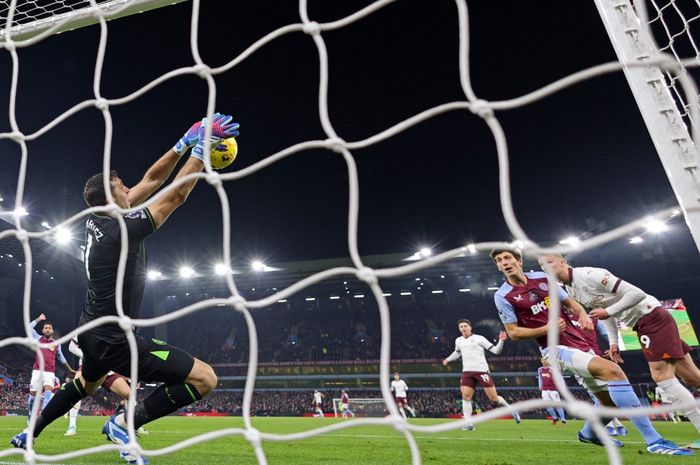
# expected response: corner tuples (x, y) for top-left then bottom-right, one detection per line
(176, 388), (593, 418)
(174, 297), (543, 366)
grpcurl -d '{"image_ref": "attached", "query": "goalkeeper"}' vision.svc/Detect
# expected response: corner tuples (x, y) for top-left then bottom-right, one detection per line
(10, 113), (239, 465)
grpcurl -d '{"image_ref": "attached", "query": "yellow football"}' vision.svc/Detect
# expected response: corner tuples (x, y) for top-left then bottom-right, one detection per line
(210, 137), (238, 170)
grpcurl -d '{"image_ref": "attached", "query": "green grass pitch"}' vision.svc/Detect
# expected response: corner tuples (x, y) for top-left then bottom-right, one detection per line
(0, 416), (697, 464)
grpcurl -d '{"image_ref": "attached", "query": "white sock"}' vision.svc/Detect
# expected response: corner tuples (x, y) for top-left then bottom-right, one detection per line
(462, 400), (472, 419)
(658, 378), (700, 433)
(69, 401), (80, 429)
(612, 417), (623, 428)
(399, 407), (406, 419)
(496, 395), (510, 407)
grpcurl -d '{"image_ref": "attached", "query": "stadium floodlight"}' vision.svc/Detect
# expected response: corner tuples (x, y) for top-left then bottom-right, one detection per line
(41, 221), (51, 229)
(214, 263), (231, 275)
(431, 290), (444, 294)
(466, 243), (477, 255)
(179, 266), (195, 278)
(629, 236), (644, 244)
(13, 207), (27, 217)
(0, 195), (3, 202)
(329, 296), (340, 300)
(54, 227), (71, 245)
(419, 247), (432, 258)
(400, 291), (412, 296)
(147, 270), (162, 280)
(382, 292), (392, 297)
(559, 236), (580, 247)
(277, 299), (287, 303)
(251, 260), (267, 272)
(645, 218), (669, 233)
(353, 294), (365, 299)
(305, 297), (316, 301)
(487, 286), (499, 291)
(459, 288), (471, 292)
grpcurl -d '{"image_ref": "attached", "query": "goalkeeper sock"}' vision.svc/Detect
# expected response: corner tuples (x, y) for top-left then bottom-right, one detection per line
(608, 381), (662, 445)
(462, 400), (472, 419)
(658, 378), (700, 433)
(34, 379), (87, 437)
(132, 383), (202, 429)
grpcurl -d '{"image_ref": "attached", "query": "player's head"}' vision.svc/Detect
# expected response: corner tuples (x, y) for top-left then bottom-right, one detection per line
(394, 372), (401, 381)
(83, 171), (131, 209)
(457, 319), (472, 337)
(490, 247), (523, 280)
(537, 254), (569, 281)
(41, 321), (54, 338)
(540, 356), (549, 367)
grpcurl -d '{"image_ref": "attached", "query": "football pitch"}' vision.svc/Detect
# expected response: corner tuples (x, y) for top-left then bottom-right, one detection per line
(0, 416), (697, 465)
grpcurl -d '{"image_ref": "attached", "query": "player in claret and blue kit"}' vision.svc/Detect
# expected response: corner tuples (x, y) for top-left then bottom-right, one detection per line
(490, 246), (692, 456)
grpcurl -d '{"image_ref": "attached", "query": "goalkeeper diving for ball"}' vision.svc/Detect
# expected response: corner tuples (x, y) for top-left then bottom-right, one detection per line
(10, 112), (240, 464)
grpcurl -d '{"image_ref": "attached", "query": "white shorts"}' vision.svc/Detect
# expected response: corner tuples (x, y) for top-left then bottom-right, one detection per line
(542, 345), (608, 392)
(30, 369), (57, 392)
(541, 390), (561, 402)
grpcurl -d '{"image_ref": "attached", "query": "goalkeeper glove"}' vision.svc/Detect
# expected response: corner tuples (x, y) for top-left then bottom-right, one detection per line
(191, 113), (240, 162)
(173, 113), (240, 156)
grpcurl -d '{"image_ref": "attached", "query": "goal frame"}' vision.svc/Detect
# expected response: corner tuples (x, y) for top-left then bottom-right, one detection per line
(595, 0), (700, 252)
(0, 0), (187, 41)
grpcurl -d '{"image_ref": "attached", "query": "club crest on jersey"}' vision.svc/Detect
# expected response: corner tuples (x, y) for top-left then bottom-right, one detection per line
(514, 295), (523, 302)
(538, 282), (549, 291)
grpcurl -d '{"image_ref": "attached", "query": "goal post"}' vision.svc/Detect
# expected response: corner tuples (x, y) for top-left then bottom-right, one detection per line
(595, 0), (700, 252)
(0, 0), (187, 41)
(332, 398), (387, 418)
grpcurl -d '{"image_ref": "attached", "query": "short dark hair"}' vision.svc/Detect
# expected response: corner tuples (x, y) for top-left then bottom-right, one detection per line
(457, 319), (471, 326)
(489, 247), (522, 261)
(42, 321), (53, 330)
(83, 171), (118, 207)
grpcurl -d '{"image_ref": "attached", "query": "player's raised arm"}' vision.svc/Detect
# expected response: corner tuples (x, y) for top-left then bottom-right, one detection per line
(128, 113), (240, 207)
(30, 313), (46, 339)
(487, 333), (507, 355)
(148, 113), (239, 229)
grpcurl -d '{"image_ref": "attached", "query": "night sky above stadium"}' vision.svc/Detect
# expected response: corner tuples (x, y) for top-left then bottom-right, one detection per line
(0, 1), (697, 285)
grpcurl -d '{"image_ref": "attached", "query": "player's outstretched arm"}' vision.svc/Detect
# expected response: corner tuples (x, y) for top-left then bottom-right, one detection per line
(504, 318), (566, 340)
(128, 113), (240, 206)
(148, 112), (239, 228)
(148, 156), (204, 229)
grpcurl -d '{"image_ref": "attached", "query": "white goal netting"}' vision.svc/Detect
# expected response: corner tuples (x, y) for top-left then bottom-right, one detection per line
(1, 1), (699, 465)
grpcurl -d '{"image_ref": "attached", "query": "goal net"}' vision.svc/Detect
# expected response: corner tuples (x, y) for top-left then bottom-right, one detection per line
(0, 1), (699, 465)
(332, 398), (387, 417)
